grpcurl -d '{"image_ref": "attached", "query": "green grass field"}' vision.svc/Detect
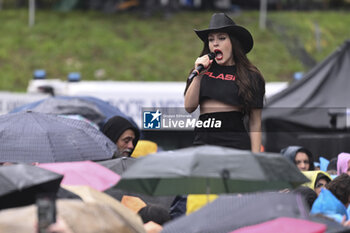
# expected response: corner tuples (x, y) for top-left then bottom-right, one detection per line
(0, 10), (349, 91)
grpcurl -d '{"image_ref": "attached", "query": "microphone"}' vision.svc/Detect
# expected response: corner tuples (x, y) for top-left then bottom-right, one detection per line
(188, 52), (216, 81)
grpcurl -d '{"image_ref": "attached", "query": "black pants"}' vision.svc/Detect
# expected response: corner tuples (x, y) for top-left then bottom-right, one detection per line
(193, 111), (251, 150)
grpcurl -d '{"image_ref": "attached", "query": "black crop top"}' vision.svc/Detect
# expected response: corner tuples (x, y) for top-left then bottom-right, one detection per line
(199, 61), (264, 108)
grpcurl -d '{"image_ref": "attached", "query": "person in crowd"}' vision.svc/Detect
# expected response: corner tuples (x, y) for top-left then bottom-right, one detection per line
(169, 195), (187, 220)
(327, 157), (338, 176)
(281, 146), (315, 171)
(311, 174), (350, 225)
(0, 162), (15, 166)
(184, 12), (265, 153)
(46, 217), (74, 233)
(292, 186), (318, 209)
(143, 221), (163, 233)
(46, 216), (164, 233)
(337, 152), (350, 176)
(314, 161), (321, 171)
(102, 116), (140, 158)
(138, 204), (171, 226)
(302, 171), (332, 196)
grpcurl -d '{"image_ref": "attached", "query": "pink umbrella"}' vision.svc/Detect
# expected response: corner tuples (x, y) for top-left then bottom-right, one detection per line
(230, 217), (326, 233)
(38, 161), (120, 191)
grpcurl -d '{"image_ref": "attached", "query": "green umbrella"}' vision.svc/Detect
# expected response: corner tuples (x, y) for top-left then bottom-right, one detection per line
(115, 145), (309, 196)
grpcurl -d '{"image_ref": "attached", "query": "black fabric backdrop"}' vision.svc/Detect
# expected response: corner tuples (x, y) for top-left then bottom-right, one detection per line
(262, 40), (350, 160)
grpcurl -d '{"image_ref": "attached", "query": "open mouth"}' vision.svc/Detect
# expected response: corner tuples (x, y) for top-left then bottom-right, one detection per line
(214, 49), (223, 60)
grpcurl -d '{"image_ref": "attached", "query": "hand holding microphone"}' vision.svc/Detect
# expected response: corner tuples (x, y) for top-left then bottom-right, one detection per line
(188, 52), (216, 81)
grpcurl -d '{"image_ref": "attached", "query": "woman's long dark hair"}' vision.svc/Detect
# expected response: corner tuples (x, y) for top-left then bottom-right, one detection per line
(184, 33), (265, 115)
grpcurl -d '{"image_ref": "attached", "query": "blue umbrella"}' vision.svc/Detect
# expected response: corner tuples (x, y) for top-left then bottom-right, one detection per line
(0, 111), (117, 163)
(10, 95), (138, 129)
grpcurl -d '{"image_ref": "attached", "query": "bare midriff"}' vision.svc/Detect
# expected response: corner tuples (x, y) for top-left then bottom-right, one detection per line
(200, 99), (242, 115)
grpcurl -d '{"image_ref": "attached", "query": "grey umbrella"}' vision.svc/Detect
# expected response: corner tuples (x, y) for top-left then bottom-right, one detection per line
(98, 157), (137, 175)
(0, 164), (63, 210)
(115, 145), (309, 196)
(161, 192), (348, 233)
(99, 157), (175, 210)
(162, 192), (308, 233)
(0, 111), (117, 163)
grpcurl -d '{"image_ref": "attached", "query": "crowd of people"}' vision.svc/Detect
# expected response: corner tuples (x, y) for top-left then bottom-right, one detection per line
(280, 146), (350, 227)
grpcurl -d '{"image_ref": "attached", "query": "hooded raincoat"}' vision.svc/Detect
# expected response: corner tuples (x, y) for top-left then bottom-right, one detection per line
(281, 146), (315, 170)
(311, 188), (348, 223)
(302, 171), (332, 191)
(337, 152), (350, 175)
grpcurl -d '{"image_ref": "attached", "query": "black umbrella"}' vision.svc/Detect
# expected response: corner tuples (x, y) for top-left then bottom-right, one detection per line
(308, 216), (350, 233)
(161, 192), (310, 233)
(115, 145), (309, 196)
(0, 164), (63, 210)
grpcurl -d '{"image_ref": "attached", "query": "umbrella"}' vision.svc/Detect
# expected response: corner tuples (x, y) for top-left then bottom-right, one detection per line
(99, 157), (175, 210)
(10, 95), (138, 129)
(0, 164), (63, 210)
(0, 199), (146, 233)
(97, 157), (137, 175)
(38, 161), (120, 191)
(104, 188), (175, 212)
(59, 114), (99, 129)
(308, 216), (350, 233)
(230, 217), (327, 233)
(115, 145), (309, 196)
(161, 192), (310, 233)
(0, 111), (117, 163)
(62, 185), (146, 233)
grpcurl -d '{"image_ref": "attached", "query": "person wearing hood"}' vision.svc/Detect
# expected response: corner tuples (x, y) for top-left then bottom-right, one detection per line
(337, 152), (350, 176)
(311, 174), (350, 225)
(102, 116), (140, 158)
(302, 171), (332, 196)
(292, 186), (317, 209)
(281, 146), (314, 171)
(327, 157), (338, 176)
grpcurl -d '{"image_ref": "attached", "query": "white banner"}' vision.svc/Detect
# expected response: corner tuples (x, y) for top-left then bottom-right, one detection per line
(1, 80), (287, 128)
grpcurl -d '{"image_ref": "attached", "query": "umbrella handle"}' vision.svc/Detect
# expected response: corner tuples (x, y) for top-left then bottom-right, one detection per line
(206, 179), (211, 204)
(221, 169), (230, 193)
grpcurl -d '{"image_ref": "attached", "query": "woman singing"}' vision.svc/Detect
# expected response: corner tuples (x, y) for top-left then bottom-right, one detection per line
(184, 13), (265, 152)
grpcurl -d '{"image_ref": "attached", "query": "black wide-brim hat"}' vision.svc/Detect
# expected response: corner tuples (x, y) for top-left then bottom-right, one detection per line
(194, 13), (254, 54)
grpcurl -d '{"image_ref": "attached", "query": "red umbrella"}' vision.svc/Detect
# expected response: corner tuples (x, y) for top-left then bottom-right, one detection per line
(38, 161), (120, 191)
(230, 217), (326, 233)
